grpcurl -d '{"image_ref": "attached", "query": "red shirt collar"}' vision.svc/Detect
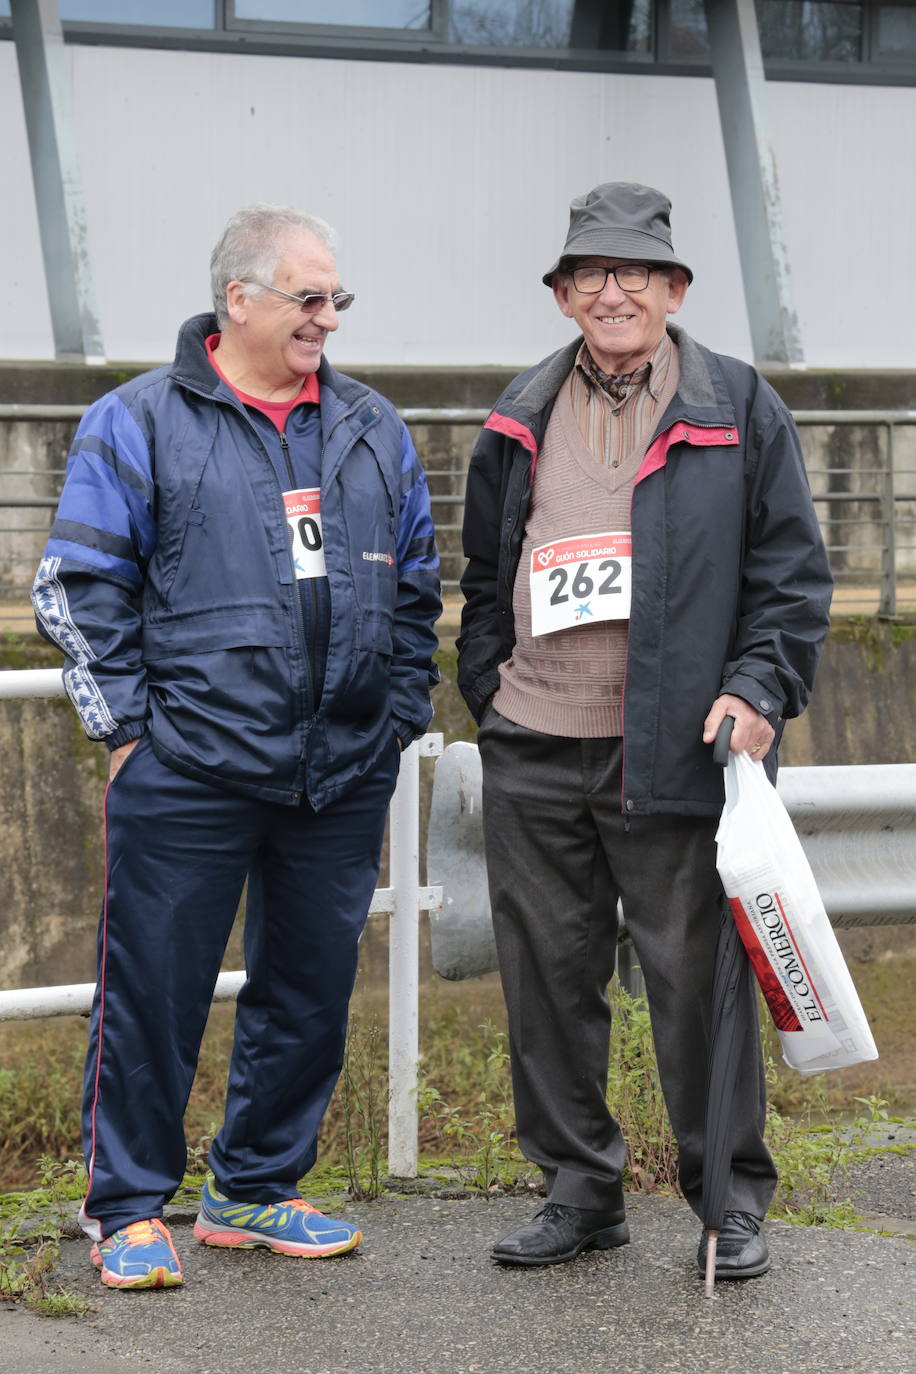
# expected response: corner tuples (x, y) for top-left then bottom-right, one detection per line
(205, 334), (320, 408)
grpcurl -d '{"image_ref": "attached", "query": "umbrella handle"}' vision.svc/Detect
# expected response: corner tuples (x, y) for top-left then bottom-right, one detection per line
(712, 717), (735, 767)
(704, 1229), (719, 1298)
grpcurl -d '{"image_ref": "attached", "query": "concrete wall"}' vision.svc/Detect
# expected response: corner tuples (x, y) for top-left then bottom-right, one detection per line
(2, 41), (916, 368)
(0, 642), (107, 990)
(1, 624), (913, 991)
(0, 417), (68, 596)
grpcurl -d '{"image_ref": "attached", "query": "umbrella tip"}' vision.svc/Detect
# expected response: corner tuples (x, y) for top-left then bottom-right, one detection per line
(704, 1230), (718, 1298)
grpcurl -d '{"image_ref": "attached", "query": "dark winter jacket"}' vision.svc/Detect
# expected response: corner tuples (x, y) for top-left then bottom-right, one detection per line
(457, 326), (832, 817)
(33, 313), (440, 809)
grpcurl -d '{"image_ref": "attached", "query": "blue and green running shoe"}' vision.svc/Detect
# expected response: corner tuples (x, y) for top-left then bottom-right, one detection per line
(193, 1175), (361, 1258)
(90, 1217), (183, 1289)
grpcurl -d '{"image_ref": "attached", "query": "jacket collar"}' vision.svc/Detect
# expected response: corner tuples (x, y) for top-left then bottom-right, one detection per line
(168, 313), (376, 420)
(491, 325), (738, 454)
(494, 338), (581, 445)
(169, 313), (225, 395)
(658, 324), (738, 432)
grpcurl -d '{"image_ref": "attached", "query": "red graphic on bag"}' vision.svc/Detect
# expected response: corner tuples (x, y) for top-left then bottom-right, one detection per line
(728, 897), (802, 1032)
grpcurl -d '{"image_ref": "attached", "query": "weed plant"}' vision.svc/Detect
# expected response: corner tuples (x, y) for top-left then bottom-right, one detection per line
(0, 1158), (89, 1316)
(606, 987), (679, 1193)
(420, 1025), (526, 1191)
(417, 989), (682, 1194)
(766, 1082), (899, 1227)
(341, 1014), (387, 1199)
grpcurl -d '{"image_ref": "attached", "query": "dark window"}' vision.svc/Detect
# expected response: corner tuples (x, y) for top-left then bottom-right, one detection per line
(669, 0), (710, 58)
(758, 0), (863, 61)
(448, 0), (652, 52)
(0, 0), (912, 81)
(876, 2), (916, 57)
(669, 0), (865, 62)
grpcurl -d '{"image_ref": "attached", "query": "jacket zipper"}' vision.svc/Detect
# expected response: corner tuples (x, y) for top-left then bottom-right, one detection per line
(210, 394), (315, 724)
(620, 415), (738, 816)
(279, 431), (320, 713)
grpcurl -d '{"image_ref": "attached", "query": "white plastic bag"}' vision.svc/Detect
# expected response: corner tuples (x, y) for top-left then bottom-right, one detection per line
(715, 751), (878, 1075)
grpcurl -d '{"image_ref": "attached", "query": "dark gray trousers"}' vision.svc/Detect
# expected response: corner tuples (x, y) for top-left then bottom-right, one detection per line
(478, 710), (776, 1220)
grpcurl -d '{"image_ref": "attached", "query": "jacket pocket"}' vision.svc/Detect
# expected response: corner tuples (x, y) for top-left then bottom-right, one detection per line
(357, 608), (394, 657)
(141, 605), (290, 660)
(334, 607), (394, 711)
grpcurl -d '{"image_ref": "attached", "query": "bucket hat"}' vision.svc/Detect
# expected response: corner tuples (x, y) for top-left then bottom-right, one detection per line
(542, 182), (693, 285)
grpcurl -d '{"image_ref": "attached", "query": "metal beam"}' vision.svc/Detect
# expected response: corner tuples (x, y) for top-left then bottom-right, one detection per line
(11, 0), (106, 363)
(704, 0), (803, 366)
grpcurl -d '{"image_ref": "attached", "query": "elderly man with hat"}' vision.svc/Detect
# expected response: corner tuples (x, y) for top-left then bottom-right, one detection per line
(457, 183), (831, 1277)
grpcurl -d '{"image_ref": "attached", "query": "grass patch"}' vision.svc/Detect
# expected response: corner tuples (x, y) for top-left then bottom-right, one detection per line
(420, 1022), (526, 1192)
(0, 1026), (84, 1189)
(2, 967), (911, 1312)
(0, 1158), (91, 1317)
(763, 944), (916, 1115)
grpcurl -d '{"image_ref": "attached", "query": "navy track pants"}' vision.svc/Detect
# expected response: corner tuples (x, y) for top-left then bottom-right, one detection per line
(79, 732), (400, 1241)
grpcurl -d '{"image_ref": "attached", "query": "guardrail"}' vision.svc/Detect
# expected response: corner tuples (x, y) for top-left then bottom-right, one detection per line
(2, 405), (915, 619)
(777, 763), (916, 927)
(426, 739), (916, 988)
(0, 666), (443, 1179)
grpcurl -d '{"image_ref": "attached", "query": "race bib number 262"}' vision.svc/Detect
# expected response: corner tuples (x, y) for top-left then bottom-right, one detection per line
(529, 531), (632, 637)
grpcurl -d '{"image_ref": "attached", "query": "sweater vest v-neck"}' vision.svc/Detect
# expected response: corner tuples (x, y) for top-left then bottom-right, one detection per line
(493, 356), (677, 738)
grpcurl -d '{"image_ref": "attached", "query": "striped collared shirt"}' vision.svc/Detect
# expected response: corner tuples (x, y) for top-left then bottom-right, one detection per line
(568, 331), (675, 469)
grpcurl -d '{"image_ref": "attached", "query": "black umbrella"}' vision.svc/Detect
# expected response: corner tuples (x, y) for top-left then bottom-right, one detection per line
(701, 716), (758, 1297)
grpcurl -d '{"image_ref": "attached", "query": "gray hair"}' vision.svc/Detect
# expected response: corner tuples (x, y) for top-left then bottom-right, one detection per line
(210, 203), (338, 327)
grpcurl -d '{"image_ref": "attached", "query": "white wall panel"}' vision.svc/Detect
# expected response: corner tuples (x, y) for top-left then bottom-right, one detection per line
(1, 41), (913, 368)
(1, 46), (57, 357)
(769, 80), (916, 369)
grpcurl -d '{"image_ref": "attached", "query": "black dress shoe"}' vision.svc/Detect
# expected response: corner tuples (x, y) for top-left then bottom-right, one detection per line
(697, 1210), (770, 1278)
(492, 1202), (630, 1267)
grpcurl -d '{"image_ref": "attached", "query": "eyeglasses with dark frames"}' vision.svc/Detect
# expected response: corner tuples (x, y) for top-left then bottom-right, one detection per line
(245, 281), (356, 312)
(570, 264), (659, 295)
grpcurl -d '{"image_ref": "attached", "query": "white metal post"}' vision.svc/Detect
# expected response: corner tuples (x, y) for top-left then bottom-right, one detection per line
(387, 739), (421, 1177)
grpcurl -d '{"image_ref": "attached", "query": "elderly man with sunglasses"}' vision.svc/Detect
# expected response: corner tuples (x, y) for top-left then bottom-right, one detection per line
(33, 203), (440, 1290)
(457, 183), (831, 1280)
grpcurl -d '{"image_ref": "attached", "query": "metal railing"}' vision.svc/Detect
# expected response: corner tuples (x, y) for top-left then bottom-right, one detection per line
(776, 763), (916, 927)
(426, 739), (916, 988)
(2, 405), (915, 619)
(795, 411), (916, 618)
(0, 666), (443, 1179)
(2, 668), (915, 1183)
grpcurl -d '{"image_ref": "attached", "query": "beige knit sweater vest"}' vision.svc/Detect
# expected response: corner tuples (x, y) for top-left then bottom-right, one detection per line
(493, 362), (677, 737)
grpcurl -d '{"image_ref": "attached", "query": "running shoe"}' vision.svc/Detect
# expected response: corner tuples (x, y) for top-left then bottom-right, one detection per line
(90, 1217), (183, 1289)
(193, 1176), (361, 1257)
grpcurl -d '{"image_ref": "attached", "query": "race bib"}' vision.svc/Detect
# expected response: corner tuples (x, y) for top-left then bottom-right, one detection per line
(529, 531), (632, 637)
(283, 488), (327, 580)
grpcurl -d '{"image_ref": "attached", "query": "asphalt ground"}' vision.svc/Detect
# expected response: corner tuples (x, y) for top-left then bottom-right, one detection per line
(2, 1157), (913, 1374)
